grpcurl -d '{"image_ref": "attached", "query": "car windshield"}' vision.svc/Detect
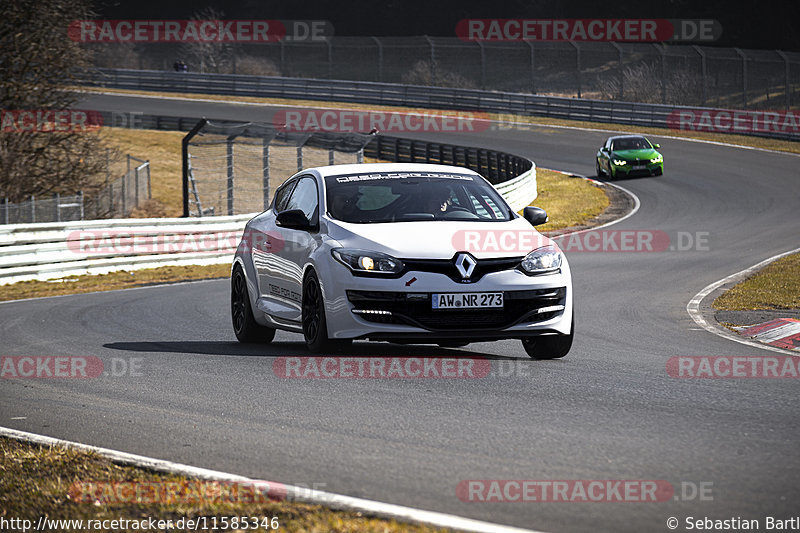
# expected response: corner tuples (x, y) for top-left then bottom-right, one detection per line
(613, 137), (652, 151)
(324, 171), (513, 223)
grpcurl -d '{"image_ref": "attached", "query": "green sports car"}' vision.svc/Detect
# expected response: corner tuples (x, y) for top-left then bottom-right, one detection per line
(596, 135), (663, 179)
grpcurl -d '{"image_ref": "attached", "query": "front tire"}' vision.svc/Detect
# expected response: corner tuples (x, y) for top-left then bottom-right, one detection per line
(231, 264), (276, 344)
(596, 159), (605, 177)
(302, 271), (351, 353)
(522, 313), (574, 359)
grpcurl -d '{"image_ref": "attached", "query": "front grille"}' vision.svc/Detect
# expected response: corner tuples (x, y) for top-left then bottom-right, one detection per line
(347, 288), (566, 331)
(402, 256), (523, 283)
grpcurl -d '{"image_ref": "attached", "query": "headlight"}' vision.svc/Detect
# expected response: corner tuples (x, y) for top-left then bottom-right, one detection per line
(650, 155), (663, 163)
(612, 159), (627, 166)
(520, 245), (562, 275)
(332, 248), (404, 275)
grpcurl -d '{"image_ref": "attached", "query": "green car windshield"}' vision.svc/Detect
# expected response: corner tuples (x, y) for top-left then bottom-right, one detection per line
(612, 138), (652, 150)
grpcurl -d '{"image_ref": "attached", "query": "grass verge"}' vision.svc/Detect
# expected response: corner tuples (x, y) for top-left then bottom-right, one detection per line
(713, 253), (800, 310)
(0, 437), (448, 533)
(0, 265), (230, 303)
(533, 169), (609, 232)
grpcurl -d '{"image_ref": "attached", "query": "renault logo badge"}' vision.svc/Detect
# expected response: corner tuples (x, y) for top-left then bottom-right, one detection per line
(454, 252), (477, 279)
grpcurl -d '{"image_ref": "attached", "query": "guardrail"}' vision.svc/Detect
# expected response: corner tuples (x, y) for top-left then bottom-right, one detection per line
(83, 68), (800, 141)
(2, 124), (537, 284)
(0, 215), (251, 285)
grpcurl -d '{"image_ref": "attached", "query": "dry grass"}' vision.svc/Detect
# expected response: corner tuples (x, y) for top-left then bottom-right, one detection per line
(0, 265), (230, 302)
(99, 128), (184, 217)
(532, 169), (609, 232)
(0, 437), (449, 533)
(713, 253), (800, 310)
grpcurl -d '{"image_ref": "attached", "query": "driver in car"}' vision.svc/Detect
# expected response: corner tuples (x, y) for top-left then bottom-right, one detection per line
(425, 185), (452, 215)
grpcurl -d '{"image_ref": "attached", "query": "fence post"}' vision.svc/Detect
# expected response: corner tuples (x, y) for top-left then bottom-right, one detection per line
(227, 136), (235, 216)
(693, 45), (707, 106)
(54, 192), (61, 222)
(328, 149), (335, 165)
(279, 40), (285, 75)
(31, 195), (35, 223)
(146, 161), (151, 199)
(776, 50), (791, 110)
(297, 145), (303, 171)
(372, 36), (383, 82)
(610, 42), (624, 100)
(735, 48), (747, 109)
(357, 149), (364, 164)
(654, 43), (666, 104)
(78, 191), (84, 220)
(527, 41), (536, 94)
(478, 41), (486, 89)
(263, 138), (270, 210)
(121, 170), (127, 215)
(134, 165), (140, 209)
(570, 42), (581, 98)
(327, 39), (333, 79)
(424, 35), (436, 86)
(2, 198), (7, 225)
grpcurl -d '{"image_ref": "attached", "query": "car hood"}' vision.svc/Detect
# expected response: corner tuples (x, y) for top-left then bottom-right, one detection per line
(612, 148), (660, 159)
(325, 217), (554, 259)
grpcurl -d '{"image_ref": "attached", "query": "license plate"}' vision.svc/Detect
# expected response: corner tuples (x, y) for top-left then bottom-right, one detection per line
(432, 292), (503, 309)
(632, 165), (646, 170)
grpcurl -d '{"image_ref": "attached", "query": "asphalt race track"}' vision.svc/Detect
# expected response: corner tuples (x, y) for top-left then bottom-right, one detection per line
(2, 93), (799, 532)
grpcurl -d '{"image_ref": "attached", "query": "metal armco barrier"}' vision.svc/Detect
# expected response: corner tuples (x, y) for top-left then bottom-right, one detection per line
(83, 68), (800, 141)
(1, 131), (537, 284)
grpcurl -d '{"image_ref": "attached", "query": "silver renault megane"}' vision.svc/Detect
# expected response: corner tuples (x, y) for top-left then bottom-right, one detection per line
(231, 163), (574, 359)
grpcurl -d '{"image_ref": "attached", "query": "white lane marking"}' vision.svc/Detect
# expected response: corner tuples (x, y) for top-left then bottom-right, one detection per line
(0, 426), (547, 533)
(750, 321), (800, 344)
(83, 89), (800, 157)
(686, 246), (800, 355)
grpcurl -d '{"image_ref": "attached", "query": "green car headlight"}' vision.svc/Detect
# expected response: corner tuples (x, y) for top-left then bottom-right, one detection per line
(650, 155), (663, 163)
(613, 159), (627, 166)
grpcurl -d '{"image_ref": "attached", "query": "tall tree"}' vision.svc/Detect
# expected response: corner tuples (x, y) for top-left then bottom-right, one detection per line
(0, 0), (109, 202)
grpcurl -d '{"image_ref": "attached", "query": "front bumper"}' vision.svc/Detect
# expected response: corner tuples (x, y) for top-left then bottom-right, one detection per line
(318, 259), (573, 341)
(611, 161), (663, 177)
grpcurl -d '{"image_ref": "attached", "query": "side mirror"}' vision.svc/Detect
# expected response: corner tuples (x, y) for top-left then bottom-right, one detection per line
(276, 209), (313, 230)
(653, 143), (660, 149)
(523, 206), (548, 226)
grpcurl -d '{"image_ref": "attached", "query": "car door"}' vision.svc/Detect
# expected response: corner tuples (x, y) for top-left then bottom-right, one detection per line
(272, 175), (321, 320)
(252, 177), (297, 313)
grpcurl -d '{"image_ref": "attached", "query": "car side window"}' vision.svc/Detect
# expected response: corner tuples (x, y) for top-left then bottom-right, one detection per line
(283, 176), (319, 222)
(273, 179), (297, 212)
